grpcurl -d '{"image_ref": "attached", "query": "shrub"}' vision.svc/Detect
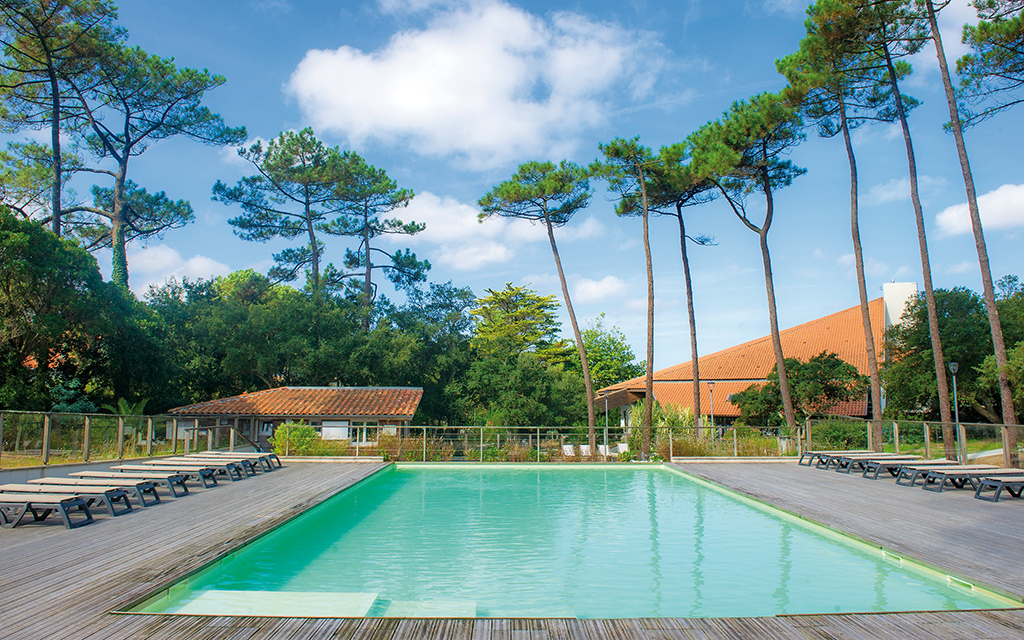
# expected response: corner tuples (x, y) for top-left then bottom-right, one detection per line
(268, 422), (318, 455)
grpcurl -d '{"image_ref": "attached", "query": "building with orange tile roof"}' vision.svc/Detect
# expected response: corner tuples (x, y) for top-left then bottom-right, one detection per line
(168, 386), (423, 448)
(598, 283), (918, 422)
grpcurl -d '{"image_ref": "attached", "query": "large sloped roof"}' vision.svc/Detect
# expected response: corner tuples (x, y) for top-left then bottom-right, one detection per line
(168, 386), (423, 419)
(600, 297), (884, 417)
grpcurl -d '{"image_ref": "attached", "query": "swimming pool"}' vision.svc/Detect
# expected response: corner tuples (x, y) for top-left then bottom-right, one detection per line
(134, 464), (1015, 618)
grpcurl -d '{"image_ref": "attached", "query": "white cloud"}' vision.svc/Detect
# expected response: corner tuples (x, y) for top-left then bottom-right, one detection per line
(864, 175), (947, 205)
(946, 260), (975, 275)
(760, 0), (809, 15)
(935, 183), (1024, 237)
(387, 191), (540, 270)
(837, 253), (889, 277)
(127, 244), (231, 295)
(286, 1), (663, 169)
(894, 265), (916, 279)
(575, 275), (628, 303)
(558, 216), (605, 242)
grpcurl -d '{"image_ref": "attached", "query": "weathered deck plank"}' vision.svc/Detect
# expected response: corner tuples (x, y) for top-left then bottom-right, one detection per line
(0, 461), (1022, 639)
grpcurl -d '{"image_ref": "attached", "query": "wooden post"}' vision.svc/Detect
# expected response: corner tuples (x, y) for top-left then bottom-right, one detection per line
(146, 417), (154, 456)
(42, 413), (51, 465)
(83, 415), (91, 462)
(805, 418), (812, 451)
(117, 416), (125, 459)
(923, 423), (931, 460)
(230, 420), (237, 452)
(207, 428), (213, 451)
(893, 422), (900, 454)
(1002, 426), (1017, 469)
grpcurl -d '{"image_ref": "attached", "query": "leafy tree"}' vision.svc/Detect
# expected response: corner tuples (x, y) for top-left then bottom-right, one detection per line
(64, 44), (245, 287)
(779, 0), (910, 448)
(643, 144), (716, 425)
(921, 0), (1019, 465)
(213, 128), (351, 292)
(958, 0), (1024, 123)
(575, 314), (645, 391)
(460, 350), (585, 427)
(0, 207), (109, 409)
(591, 137), (657, 458)
(479, 159), (598, 448)
(733, 352), (866, 424)
(687, 92), (804, 429)
(0, 0), (122, 235)
(326, 153), (424, 329)
(0, 140), (82, 224)
(469, 283), (572, 365)
(882, 288), (999, 422)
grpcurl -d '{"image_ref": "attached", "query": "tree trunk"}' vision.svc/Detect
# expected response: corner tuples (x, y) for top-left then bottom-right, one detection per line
(760, 167), (796, 429)
(840, 99), (884, 450)
(110, 169), (129, 288)
(305, 196), (320, 291)
(926, 0), (1018, 467)
(640, 164), (654, 460)
(881, 42), (954, 456)
(675, 206), (702, 435)
(363, 209), (372, 332)
(48, 65), (62, 237)
(543, 214), (596, 455)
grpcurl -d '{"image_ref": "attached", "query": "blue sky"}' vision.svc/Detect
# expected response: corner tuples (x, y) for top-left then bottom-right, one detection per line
(71, 0), (1024, 369)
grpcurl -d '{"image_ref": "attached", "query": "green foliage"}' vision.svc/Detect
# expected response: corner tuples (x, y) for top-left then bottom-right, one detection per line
(733, 352), (866, 424)
(478, 160), (590, 226)
(957, 0), (1024, 124)
(570, 314), (644, 390)
(268, 422), (318, 456)
(811, 418), (868, 449)
(459, 351), (585, 427)
(470, 283), (571, 364)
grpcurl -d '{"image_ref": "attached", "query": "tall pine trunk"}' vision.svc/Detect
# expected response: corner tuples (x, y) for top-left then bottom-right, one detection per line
(543, 214), (597, 455)
(48, 65), (62, 237)
(110, 170), (129, 288)
(640, 165), (654, 460)
(925, 0), (1018, 467)
(840, 98), (884, 449)
(881, 43), (954, 457)
(675, 206), (702, 434)
(362, 209), (372, 331)
(758, 166), (796, 429)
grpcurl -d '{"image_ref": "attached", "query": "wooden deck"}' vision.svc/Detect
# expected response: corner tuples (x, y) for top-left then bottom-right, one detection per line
(0, 461), (1021, 640)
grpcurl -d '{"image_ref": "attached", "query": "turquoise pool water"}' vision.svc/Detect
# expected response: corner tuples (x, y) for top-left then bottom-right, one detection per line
(135, 465), (1014, 618)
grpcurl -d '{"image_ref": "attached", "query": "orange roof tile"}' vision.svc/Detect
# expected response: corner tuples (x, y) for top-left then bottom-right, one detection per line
(601, 297), (883, 418)
(168, 386), (423, 419)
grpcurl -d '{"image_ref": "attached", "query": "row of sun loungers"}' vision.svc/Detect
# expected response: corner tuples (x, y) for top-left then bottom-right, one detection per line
(0, 450), (282, 529)
(800, 449), (1023, 502)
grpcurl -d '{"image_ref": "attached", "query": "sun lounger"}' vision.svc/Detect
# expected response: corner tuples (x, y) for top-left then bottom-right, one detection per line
(154, 457), (246, 480)
(862, 458), (959, 480)
(831, 453), (921, 474)
(200, 450), (281, 470)
(181, 455), (259, 476)
(111, 464), (218, 488)
(895, 464), (995, 487)
(29, 477), (161, 508)
(921, 467), (1024, 492)
(798, 449), (870, 466)
(0, 493), (93, 529)
(974, 475), (1024, 502)
(0, 484), (132, 516)
(71, 471), (189, 497)
(815, 451), (896, 469)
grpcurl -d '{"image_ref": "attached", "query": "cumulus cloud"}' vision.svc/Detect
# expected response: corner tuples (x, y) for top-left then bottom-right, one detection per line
(127, 244), (231, 296)
(286, 1), (663, 169)
(864, 175), (947, 205)
(935, 183), (1024, 237)
(946, 260), (976, 275)
(574, 275), (628, 303)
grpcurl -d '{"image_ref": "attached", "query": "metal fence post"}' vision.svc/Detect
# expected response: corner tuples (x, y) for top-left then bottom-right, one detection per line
(479, 426), (483, 462)
(422, 427), (427, 462)
(669, 427), (673, 461)
(116, 416), (125, 459)
(923, 422), (931, 460)
(172, 418), (178, 454)
(805, 419), (813, 451)
(42, 413), (51, 465)
(733, 428), (738, 457)
(84, 415), (91, 462)
(285, 425), (290, 456)
(958, 423), (968, 465)
(537, 427), (541, 463)
(231, 418), (238, 452)
(892, 422), (900, 454)
(0, 411), (4, 464)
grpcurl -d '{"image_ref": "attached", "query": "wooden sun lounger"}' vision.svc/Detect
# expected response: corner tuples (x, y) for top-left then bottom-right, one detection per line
(199, 450), (282, 470)
(896, 464), (996, 487)
(181, 455), (259, 476)
(832, 454), (921, 474)
(111, 464), (218, 488)
(71, 471), (189, 498)
(921, 468), (1024, 492)
(974, 475), (1024, 502)
(862, 458), (959, 480)
(152, 458), (245, 481)
(0, 484), (132, 516)
(815, 451), (904, 470)
(29, 478), (161, 508)
(798, 450), (870, 466)
(0, 493), (93, 529)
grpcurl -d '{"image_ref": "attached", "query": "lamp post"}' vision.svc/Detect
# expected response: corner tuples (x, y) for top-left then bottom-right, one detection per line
(949, 362), (962, 463)
(707, 381), (715, 433)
